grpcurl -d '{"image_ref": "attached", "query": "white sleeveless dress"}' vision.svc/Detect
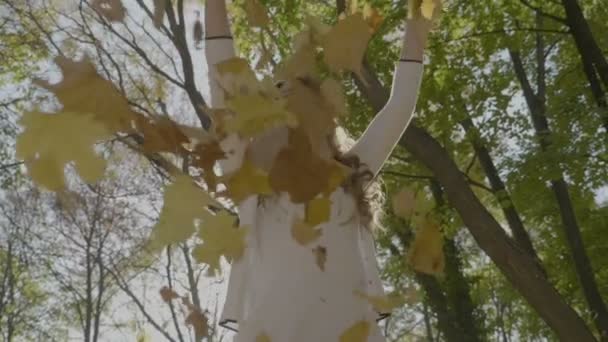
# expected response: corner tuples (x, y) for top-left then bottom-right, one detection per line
(220, 191), (387, 342)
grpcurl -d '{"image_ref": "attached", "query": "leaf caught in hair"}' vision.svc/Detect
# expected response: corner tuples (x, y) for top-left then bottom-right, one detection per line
(291, 219), (322, 246)
(193, 211), (248, 274)
(322, 14), (371, 78)
(408, 219), (445, 275)
(340, 320), (370, 342)
(91, 0), (126, 22)
(245, 0), (269, 27)
(313, 245), (327, 271)
(16, 111), (110, 191)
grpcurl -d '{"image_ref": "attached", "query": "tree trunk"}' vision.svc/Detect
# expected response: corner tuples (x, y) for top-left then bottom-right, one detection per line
(510, 20), (608, 338)
(352, 60), (596, 341)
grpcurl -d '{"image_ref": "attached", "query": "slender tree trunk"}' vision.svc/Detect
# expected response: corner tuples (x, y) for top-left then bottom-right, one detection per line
(561, 0), (608, 89)
(353, 59), (596, 341)
(509, 14), (608, 340)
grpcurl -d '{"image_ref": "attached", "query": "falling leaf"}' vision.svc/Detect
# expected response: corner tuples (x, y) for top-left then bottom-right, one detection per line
(159, 286), (180, 303)
(215, 58), (260, 97)
(91, 0), (126, 22)
(363, 4), (383, 32)
(16, 111), (110, 191)
(408, 219), (445, 275)
(322, 14), (371, 77)
(185, 310), (209, 339)
(148, 175), (216, 250)
(285, 78), (336, 154)
(153, 0), (166, 27)
(340, 320), (370, 342)
(224, 160), (273, 202)
(292, 219), (322, 246)
(245, 0), (269, 27)
(277, 42), (317, 79)
(193, 141), (225, 190)
(392, 187), (416, 218)
(306, 197), (331, 226)
(320, 78), (347, 116)
(193, 211), (248, 274)
(256, 333), (271, 342)
(35, 56), (138, 132)
(224, 94), (298, 138)
(137, 116), (190, 154)
(269, 129), (336, 203)
(313, 245), (327, 271)
(354, 291), (405, 313)
(421, 0), (436, 19)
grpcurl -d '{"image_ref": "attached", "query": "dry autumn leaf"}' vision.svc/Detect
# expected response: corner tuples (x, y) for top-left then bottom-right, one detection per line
(224, 94), (297, 138)
(269, 129), (335, 203)
(91, 0), (126, 22)
(354, 291), (405, 313)
(215, 58), (260, 97)
(148, 175), (216, 250)
(193, 211), (248, 274)
(363, 4), (383, 32)
(137, 116), (190, 154)
(35, 56), (138, 132)
(313, 245), (327, 271)
(245, 0), (269, 27)
(306, 197), (331, 227)
(159, 286), (180, 303)
(16, 111), (110, 191)
(408, 219), (445, 275)
(421, 0), (437, 19)
(291, 219), (322, 246)
(322, 13), (371, 78)
(340, 320), (370, 342)
(185, 310), (209, 339)
(392, 187), (416, 218)
(224, 160), (273, 203)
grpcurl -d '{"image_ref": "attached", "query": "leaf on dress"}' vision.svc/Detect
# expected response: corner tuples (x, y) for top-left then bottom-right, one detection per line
(91, 0), (126, 22)
(256, 333), (271, 342)
(193, 211), (248, 275)
(224, 160), (273, 203)
(291, 219), (322, 246)
(245, 0), (269, 28)
(306, 197), (332, 227)
(408, 219), (445, 275)
(16, 111), (110, 191)
(322, 13), (371, 78)
(148, 175), (216, 250)
(340, 320), (370, 342)
(313, 245), (327, 271)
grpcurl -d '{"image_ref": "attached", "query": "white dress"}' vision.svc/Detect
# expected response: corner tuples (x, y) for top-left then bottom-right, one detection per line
(205, 38), (423, 342)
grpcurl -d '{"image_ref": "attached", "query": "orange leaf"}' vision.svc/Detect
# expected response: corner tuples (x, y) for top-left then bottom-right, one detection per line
(159, 286), (180, 303)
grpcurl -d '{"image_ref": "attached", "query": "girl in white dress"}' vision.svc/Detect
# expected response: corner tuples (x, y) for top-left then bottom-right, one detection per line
(203, 1), (436, 341)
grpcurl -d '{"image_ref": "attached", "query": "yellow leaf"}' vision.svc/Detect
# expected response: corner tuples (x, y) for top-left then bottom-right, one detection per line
(340, 320), (370, 342)
(256, 333), (271, 342)
(291, 219), (322, 246)
(306, 197), (331, 226)
(245, 0), (269, 27)
(392, 187), (416, 218)
(224, 94), (297, 138)
(215, 58), (260, 97)
(322, 14), (371, 77)
(269, 129), (335, 203)
(363, 4), (383, 32)
(193, 211), (248, 274)
(408, 219), (445, 275)
(91, 0), (126, 22)
(16, 111), (110, 191)
(148, 175), (216, 250)
(421, 0), (436, 19)
(224, 160), (273, 203)
(313, 245), (327, 271)
(354, 291), (405, 313)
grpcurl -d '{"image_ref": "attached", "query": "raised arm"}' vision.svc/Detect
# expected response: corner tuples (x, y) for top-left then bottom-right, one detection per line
(347, 7), (438, 177)
(205, 0), (236, 108)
